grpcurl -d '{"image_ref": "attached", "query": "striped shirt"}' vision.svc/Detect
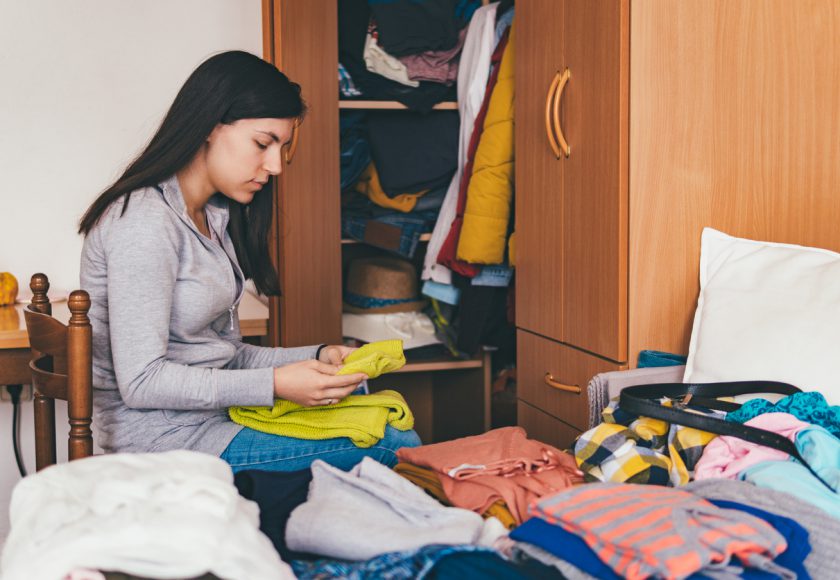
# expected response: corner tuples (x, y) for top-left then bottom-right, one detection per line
(532, 483), (793, 580)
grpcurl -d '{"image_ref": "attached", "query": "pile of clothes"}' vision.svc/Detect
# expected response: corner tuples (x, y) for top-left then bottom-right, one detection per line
(570, 385), (840, 578)
(4, 416), (837, 578)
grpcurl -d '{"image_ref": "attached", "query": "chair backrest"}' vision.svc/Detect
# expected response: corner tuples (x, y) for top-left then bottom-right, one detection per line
(23, 273), (93, 471)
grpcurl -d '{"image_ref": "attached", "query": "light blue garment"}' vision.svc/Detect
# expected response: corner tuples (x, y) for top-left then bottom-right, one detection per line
(796, 424), (840, 489)
(220, 425), (420, 474)
(422, 280), (461, 305)
(495, 7), (515, 47)
(739, 424), (840, 520)
(740, 461), (840, 520)
(471, 265), (513, 287)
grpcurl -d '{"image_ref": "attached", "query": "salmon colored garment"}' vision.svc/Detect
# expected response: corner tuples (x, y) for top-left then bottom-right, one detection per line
(393, 463), (518, 529)
(396, 426), (582, 524)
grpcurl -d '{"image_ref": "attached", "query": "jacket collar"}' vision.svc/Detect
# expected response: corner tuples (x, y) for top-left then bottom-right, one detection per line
(158, 174), (230, 233)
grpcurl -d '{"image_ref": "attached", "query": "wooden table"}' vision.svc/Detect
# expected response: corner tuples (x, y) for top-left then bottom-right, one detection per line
(0, 292), (269, 387)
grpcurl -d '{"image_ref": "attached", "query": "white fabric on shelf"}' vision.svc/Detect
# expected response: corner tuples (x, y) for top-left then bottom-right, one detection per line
(343, 311), (441, 349)
(422, 2), (498, 284)
(0, 451), (293, 580)
(286, 457), (507, 561)
(364, 33), (419, 87)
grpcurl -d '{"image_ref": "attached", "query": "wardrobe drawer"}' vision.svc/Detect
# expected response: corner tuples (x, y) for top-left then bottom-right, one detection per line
(517, 400), (582, 451)
(517, 330), (623, 430)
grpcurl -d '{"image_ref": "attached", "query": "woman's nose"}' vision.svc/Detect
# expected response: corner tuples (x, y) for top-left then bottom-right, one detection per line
(264, 151), (282, 176)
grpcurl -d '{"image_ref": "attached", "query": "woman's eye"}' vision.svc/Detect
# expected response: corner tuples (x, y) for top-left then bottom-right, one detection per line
(255, 141), (269, 150)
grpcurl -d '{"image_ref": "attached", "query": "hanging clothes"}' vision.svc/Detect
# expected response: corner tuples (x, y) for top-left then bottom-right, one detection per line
(457, 24), (515, 265)
(436, 28), (510, 277)
(423, 2), (498, 284)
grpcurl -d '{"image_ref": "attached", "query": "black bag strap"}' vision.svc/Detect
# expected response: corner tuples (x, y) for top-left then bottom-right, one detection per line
(619, 380), (833, 491)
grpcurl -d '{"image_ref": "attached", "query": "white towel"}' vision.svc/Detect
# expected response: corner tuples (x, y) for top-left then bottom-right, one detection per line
(0, 450), (293, 580)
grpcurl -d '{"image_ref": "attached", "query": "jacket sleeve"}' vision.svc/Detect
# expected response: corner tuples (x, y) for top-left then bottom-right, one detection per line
(220, 307), (320, 370)
(104, 201), (274, 410)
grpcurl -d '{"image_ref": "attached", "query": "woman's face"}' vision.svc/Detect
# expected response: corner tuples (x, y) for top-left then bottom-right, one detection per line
(205, 117), (295, 204)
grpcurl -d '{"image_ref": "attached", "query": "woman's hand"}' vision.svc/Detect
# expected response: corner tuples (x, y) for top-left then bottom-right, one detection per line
(318, 344), (358, 365)
(272, 360), (367, 407)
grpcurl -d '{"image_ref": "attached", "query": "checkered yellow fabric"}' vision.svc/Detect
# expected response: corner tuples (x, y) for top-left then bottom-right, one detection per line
(575, 398), (718, 486)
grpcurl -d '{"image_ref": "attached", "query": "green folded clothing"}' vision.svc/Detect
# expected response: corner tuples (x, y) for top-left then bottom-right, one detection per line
(229, 390), (414, 448)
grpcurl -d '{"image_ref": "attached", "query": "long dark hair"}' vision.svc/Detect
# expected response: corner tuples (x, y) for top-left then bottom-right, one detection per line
(79, 50), (306, 296)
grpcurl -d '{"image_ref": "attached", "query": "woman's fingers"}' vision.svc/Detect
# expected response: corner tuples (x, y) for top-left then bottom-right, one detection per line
(322, 383), (364, 398)
(326, 348), (345, 365)
(320, 372), (367, 389)
(312, 361), (341, 375)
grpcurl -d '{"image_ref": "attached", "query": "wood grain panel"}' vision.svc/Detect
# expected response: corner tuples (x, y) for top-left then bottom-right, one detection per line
(629, 1), (840, 360)
(0, 348), (32, 385)
(517, 330), (623, 430)
(514, 0), (566, 341)
(517, 399), (581, 451)
(562, 0), (629, 362)
(271, 0), (342, 346)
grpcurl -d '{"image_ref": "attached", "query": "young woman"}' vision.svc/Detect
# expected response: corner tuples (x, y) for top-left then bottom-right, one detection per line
(79, 51), (420, 472)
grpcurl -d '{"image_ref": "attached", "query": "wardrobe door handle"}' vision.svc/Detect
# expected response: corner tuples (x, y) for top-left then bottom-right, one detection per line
(544, 372), (581, 394)
(284, 122), (300, 165)
(553, 68), (571, 158)
(544, 71), (562, 159)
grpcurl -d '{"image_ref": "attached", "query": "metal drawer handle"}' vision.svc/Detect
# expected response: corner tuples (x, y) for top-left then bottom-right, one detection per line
(544, 372), (581, 394)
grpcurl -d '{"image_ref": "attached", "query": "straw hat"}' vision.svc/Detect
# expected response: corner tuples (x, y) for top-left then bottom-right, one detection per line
(343, 257), (427, 314)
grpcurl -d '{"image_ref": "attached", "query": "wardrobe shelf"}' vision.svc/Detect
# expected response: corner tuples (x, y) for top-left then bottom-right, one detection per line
(339, 100), (457, 110)
(396, 356), (484, 373)
(341, 233), (432, 245)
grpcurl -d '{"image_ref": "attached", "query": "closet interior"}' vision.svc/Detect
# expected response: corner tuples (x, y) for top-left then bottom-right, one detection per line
(262, 0), (515, 444)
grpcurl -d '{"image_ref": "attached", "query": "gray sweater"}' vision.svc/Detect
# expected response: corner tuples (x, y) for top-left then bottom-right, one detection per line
(80, 175), (318, 456)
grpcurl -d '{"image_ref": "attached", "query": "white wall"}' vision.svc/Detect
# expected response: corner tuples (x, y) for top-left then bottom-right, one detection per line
(0, 0), (262, 542)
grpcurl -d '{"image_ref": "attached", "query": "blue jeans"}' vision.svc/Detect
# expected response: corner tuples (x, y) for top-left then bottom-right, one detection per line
(220, 425), (422, 473)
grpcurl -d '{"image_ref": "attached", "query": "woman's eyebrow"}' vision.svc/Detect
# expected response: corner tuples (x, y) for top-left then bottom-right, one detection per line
(256, 130), (281, 142)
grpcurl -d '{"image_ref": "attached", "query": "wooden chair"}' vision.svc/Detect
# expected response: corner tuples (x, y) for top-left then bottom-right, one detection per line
(23, 273), (93, 471)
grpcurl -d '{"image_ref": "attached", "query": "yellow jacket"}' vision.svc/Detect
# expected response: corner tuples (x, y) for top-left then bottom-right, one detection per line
(457, 25), (515, 265)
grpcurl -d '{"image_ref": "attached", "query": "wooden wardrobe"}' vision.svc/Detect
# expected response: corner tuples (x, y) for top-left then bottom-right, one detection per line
(515, 0), (840, 447)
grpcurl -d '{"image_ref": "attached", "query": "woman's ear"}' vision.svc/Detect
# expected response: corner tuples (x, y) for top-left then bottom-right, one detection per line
(206, 123), (224, 144)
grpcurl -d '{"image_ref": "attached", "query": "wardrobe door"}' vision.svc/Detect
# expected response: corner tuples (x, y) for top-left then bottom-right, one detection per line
(561, 0), (629, 362)
(263, 0), (342, 347)
(514, 0), (566, 342)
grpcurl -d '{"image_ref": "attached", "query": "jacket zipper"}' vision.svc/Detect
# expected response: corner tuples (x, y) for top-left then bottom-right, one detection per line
(156, 185), (246, 333)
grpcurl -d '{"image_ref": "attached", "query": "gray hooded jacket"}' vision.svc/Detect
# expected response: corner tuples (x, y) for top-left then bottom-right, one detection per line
(80, 175), (317, 455)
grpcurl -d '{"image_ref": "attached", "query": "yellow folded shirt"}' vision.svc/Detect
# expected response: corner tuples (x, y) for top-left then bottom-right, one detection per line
(339, 339), (406, 379)
(354, 163), (428, 213)
(229, 389), (414, 448)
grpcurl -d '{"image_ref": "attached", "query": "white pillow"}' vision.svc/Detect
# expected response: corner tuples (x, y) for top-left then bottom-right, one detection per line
(684, 228), (840, 405)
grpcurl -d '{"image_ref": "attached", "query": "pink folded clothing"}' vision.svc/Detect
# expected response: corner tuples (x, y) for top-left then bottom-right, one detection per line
(399, 28), (466, 85)
(694, 412), (810, 481)
(396, 427), (583, 524)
